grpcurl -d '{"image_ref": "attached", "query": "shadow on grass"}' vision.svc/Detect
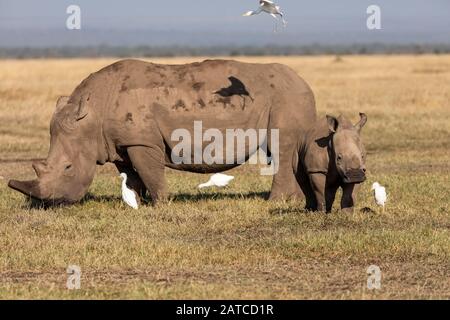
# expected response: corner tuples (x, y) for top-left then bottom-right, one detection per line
(22, 192), (126, 210)
(360, 206), (377, 214)
(269, 207), (311, 215)
(81, 193), (121, 203)
(171, 191), (269, 202)
(21, 197), (71, 210)
(21, 191), (270, 209)
(270, 206), (378, 215)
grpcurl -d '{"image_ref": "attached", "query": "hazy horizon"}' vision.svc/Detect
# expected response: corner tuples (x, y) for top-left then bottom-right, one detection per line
(1, 0), (449, 47)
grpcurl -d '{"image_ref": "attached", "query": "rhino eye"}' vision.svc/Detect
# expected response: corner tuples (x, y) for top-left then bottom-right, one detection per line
(65, 164), (73, 171)
(337, 154), (343, 161)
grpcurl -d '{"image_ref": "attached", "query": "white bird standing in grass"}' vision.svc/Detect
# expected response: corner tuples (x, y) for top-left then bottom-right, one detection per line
(198, 173), (234, 189)
(119, 173), (139, 209)
(243, 0), (287, 27)
(372, 182), (387, 213)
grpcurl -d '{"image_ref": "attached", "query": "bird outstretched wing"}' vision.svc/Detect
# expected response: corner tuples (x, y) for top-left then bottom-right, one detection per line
(260, 0), (275, 5)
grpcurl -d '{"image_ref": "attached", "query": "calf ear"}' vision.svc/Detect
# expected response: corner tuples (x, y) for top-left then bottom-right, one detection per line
(326, 115), (338, 133)
(355, 113), (368, 133)
(76, 93), (90, 121)
(55, 96), (70, 112)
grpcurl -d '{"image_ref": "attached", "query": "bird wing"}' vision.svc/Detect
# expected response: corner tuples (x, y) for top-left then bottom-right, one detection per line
(215, 178), (233, 187)
(260, 0), (275, 5)
(380, 187), (387, 202)
(375, 188), (387, 205)
(210, 174), (234, 187)
(276, 6), (284, 16)
(123, 189), (138, 209)
(243, 7), (263, 16)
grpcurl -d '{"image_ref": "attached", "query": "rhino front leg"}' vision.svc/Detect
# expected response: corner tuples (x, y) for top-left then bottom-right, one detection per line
(325, 184), (339, 213)
(297, 167), (316, 211)
(127, 145), (168, 205)
(309, 173), (326, 212)
(341, 183), (358, 213)
(114, 161), (147, 199)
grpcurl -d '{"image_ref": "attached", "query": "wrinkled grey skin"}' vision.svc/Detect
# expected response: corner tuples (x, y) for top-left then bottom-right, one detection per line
(8, 59), (317, 205)
(9, 94), (102, 205)
(299, 113), (368, 213)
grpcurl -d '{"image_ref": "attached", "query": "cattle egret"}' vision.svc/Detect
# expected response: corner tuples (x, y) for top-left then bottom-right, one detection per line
(119, 173), (139, 209)
(198, 173), (234, 189)
(243, 0), (287, 27)
(372, 182), (387, 212)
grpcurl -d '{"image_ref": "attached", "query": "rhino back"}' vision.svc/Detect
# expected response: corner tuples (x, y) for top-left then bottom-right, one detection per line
(67, 59), (315, 153)
(70, 58), (313, 114)
(99, 59), (310, 137)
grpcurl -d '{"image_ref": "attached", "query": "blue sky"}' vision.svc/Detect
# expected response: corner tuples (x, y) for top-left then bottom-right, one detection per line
(1, 0), (449, 46)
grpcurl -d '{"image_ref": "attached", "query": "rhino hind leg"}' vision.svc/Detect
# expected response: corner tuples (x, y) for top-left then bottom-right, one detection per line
(268, 148), (304, 201)
(127, 145), (168, 205)
(269, 170), (304, 201)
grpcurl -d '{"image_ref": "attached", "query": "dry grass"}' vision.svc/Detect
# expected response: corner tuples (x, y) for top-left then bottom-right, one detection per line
(0, 55), (449, 299)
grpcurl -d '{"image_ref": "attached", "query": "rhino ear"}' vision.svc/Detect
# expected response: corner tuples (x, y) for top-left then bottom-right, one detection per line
(355, 113), (367, 133)
(56, 96), (70, 112)
(326, 115), (338, 133)
(76, 93), (90, 121)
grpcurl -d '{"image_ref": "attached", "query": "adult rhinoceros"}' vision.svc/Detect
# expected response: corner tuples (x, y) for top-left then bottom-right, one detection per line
(9, 59), (317, 205)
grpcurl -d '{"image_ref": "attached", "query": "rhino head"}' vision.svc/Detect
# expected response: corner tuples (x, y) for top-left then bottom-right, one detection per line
(326, 113), (368, 184)
(8, 94), (103, 204)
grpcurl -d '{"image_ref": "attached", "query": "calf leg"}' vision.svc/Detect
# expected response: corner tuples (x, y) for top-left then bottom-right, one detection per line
(325, 184), (339, 213)
(341, 183), (358, 213)
(309, 173), (326, 211)
(299, 169), (316, 211)
(127, 145), (168, 204)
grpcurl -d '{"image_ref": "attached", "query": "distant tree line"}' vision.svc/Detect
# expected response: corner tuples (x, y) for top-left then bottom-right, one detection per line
(1, 43), (449, 58)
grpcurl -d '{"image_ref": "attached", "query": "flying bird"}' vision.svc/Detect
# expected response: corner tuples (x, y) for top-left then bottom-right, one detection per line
(119, 173), (139, 209)
(198, 173), (235, 189)
(372, 182), (387, 212)
(243, 0), (287, 27)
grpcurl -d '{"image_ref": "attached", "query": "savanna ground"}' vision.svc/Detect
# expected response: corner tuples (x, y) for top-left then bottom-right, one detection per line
(0, 55), (449, 299)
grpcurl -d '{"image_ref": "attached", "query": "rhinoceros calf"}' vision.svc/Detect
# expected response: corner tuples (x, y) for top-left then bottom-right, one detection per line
(299, 113), (368, 213)
(9, 59), (317, 205)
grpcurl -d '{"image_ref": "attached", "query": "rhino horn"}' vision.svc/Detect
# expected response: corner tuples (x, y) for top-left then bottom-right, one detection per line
(8, 179), (41, 199)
